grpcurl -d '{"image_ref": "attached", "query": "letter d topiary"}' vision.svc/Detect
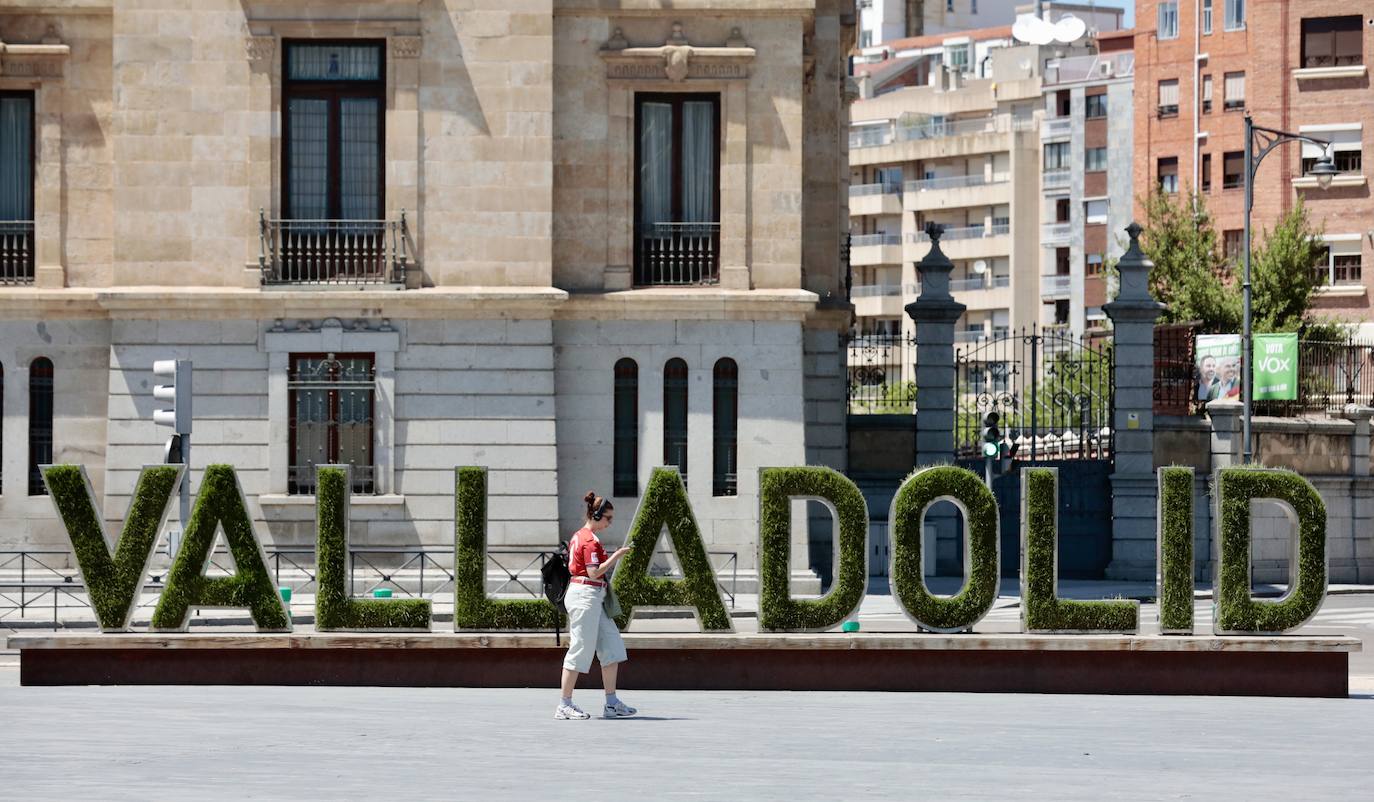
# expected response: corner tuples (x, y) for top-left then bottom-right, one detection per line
(1213, 467), (1327, 634)
(454, 466), (560, 630)
(757, 466), (867, 632)
(890, 465), (999, 632)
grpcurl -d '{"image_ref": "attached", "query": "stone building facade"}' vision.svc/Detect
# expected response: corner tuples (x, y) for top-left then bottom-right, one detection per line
(0, 0), (855, 589)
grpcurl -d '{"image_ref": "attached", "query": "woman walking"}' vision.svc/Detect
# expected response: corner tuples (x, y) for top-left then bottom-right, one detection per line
(555, 491), (637, 720)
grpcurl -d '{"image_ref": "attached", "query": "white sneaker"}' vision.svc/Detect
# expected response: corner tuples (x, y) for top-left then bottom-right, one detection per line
(555, 702), (590, 720)
(603, 700), (637, 718)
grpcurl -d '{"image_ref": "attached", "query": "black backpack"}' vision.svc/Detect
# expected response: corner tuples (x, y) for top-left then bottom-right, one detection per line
(541, 540), (572, 611)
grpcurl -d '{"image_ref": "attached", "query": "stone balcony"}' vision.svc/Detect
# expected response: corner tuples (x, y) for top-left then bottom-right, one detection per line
(851, 233), (903, 267)
(903, 173), (1011, 213)
(849, 183), (903, 216)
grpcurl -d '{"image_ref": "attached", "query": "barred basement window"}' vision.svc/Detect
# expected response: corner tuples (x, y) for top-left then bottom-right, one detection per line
(28, 357), (53, 496)
(613, 358), (639, 497)
(712, 358), (738, 497)
(663, 358), (689, 485)
(288, 353), (375, 494)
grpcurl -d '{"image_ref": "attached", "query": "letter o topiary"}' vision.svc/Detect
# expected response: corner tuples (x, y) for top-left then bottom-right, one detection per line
(1157, 466), (1195, 635)
(454, 466), (561, 630)
(611, 467), (732, 631)
(42, 463), (182, 632)
(1021, 467), (1139, 633)
(152, 464), (292, 632)
(315, 465), (432, 631)
(889, 465), (999, 632)
(757, 466), (867, 632)
(1213, 467), (1327, 635)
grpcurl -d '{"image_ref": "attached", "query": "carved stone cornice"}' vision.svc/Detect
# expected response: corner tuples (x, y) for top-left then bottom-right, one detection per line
(390, 36), (422, 59)
(600, 23), (755, 82)
(245, 35), (275, 62)
(0, 25), (71, 79)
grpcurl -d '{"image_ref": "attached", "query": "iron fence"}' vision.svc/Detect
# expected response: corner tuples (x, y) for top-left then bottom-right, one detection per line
(259, 211), (409, 285)
(1254, 337), (1374, 416)
(1153, 322), (1201, 416)
(636, 222), (720, 286)
(846, 331), (916, 414)
(0, 220), (34, 285)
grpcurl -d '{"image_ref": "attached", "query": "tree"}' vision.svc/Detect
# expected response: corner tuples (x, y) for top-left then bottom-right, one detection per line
(1248, 199), (1326, 334)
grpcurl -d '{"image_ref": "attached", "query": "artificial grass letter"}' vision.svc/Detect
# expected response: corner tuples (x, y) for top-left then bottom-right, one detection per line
(757, 466), (868, 632)
(151, 464), (291, 632)
(890, 465), (999, 632)
(611, 467), (732, 631)
(315, 465), (431, 631)
(42, 464), (182, 631)
(1157, 466), (1195, 634)
(1021, 467), (1139, 633)
(454, 466), (560, 630)
(1213, 467), (1327, 634)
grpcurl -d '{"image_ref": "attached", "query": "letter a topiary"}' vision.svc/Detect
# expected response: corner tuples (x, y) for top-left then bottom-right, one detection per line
(757, 466), (868, 632)
(1157, 466), (1195, 635)
(1021, 467), (1139, 633)
(611, 467), (732, 631)
(315, 465), (431, 631)
(43, 464), (182, 632)
(454, 466), (560, 630)
(1213, 467), (1327, 635)
(152, 464), (291, 631)
(890, 465), (999, 632)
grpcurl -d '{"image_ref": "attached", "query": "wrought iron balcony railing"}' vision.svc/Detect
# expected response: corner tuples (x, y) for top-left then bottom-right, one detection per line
(259, 211), (409, 286)
(636, 222), (720, 286)
(1, 221), (35, 286)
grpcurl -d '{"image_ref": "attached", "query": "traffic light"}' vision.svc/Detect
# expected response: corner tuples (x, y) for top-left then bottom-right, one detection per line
(981, 412), (1001, 459)
(153, 360), (193, 463)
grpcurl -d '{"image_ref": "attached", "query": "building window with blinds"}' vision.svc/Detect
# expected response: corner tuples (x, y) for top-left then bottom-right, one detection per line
(1302, 128), (1362, 177)
(1314, 242), (1363, 287)
(712, 358), (738, 497)
(1157, 2), (1180, 40)
(288, 353), (375, 495)
(28, 357), (53, 496)
(1157, 158), (1179, 194)
(1223, 72), (1245, 111)
(1201, 74), (1213, 113)
(635, 94), (721, 286)
(663, 358), (689, 485)
(1222, 152), (1245, 189)
(1302, 17), (1363, 68)
(613, 358), (639, 497)
(1, 92), (34, 286)
(1224, 0), (1245, 32)
(1157, 80), (1179, 117)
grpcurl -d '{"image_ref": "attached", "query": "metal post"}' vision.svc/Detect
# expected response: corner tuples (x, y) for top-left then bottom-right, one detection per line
(1030, 328), (1039, 463)
(984, 454), (994, 489)
(1242, 115), (1255, 465)
(176, 434), (191, 558)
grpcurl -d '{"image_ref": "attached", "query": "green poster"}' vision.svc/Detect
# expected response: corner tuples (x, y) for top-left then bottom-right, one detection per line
(1253, 333), (1298, 401)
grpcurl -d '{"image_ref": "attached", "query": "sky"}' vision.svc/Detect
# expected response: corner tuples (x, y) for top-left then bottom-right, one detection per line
(1095, 1), (1135, 28)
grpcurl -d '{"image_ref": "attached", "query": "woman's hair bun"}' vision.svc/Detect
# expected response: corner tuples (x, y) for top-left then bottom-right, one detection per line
(583, 491), (597, 506)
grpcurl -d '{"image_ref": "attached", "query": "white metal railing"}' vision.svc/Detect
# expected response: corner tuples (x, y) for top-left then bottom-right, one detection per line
(1042, 117), (1073, 138)
(903, 172), (1010, 193)
(851, 233), (902, 248)
(849, 182), (902, 197)
(1042, 168), (1071, 189)
(851, 283), (903, 298)
(1042, 223), (1073, 244)
(1044, 53), (1135, 85)
(1041, 274), (1072, 295)
(950, 277), (989, 292)
(850, 114), (1031, 149)
(1, 220), (35, 285)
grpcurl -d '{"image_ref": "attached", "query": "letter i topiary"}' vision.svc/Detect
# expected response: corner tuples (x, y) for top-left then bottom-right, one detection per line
(42, 464), (182, 632)
(889, 465), (999, 632)
(315, 465), (432, 631)
(454, 466), (561, 630)
(152, 464), (292, 632)
(611, 467), (732, 631)
(1213, 467), (1327, 634)
(1157, 466), (1195, 635)
(1021, 467), (1139, 633)
(757, 466), (868, 632)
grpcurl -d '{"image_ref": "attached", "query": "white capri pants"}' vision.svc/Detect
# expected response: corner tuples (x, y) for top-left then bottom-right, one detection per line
(562, 582), (628, 674)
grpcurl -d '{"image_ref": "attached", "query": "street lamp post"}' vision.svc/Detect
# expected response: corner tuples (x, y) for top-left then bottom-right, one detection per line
(1240, 114), (1339, 464)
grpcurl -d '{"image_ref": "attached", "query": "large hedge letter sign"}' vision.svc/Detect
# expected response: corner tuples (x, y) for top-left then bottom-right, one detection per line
(42, 464), (182, 632)
(315, 465), (431, 631)
(757, 466), (867, 632)
(1157, 466), (1195, 635)
(1022, 467), (1139, 633)
(151, 464), (292, 632)
(1213, 467), (1327, 634)
(454, 466), (560, 630)
(612, 467), (732, 631)
(890, 466), (999, 632)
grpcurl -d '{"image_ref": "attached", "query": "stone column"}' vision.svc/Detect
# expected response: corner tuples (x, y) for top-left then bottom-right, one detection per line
(907, 223), (965, 469)
(1206, 399), (1245, 469)
(1344, 405), (1374, 583)
(1103, 224), (1164, 580)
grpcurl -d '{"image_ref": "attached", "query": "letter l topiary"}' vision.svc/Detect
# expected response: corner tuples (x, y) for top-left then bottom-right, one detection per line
(1157, 466), (1195, 635)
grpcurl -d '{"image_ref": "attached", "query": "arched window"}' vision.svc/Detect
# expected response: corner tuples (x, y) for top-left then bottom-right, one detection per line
(663, 358), (689, 485)
(713, 358), (738, 496)
(613, 358), (639, 497)
(28, 357), (53, 495)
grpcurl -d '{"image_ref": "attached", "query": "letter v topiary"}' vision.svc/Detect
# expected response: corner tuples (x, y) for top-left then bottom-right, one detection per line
(1157, 466), (1195, 634)
(151, 464), (291, 632)
(757, 466), (868, 632)
(42, 464), (182, 632)
(611, 467), (732, 631)
(315, 465), (431, 631)
(454, 466), (560, 630)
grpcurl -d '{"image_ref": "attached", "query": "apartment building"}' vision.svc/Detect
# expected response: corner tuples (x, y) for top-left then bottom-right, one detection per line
(857, 1), (1123, 52)
(0, 1), (854, 589)
(1135, 1), (1374, 334)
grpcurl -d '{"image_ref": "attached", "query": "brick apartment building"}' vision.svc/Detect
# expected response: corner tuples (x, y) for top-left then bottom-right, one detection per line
(1135, 1), (1374, 334)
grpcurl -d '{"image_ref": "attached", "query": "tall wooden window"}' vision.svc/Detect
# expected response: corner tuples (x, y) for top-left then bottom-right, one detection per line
(663, 358), (689, 484)
(0, 91), (35, 285)
(1157, 157), (1179, 194)
(712, 358), (738, 497)
(28, 357), (53, 496)
(634, 93), (721, 286)
(288, 353), (375, 494)
(613, 358), (639, 497)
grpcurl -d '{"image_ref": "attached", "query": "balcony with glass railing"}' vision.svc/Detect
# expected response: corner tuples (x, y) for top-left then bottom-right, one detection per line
(850, 114), (1032, 152)
(1041, 222), (1073, 245)
(1042, 168), (1071, 190)
(1041, 274), (1072, 297)
(850, 233), (903, 267)
(1, 221), (35, 285)
(849, 182), (904, 216)
(1041, 116), (1073, 139)
(902, 172), (1011, 212)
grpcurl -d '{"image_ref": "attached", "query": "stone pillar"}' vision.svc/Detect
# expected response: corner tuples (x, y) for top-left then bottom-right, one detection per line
(1344, 405), (1374, 583)
(1206, 399), (1245, 469)
(1102, 224), (1164, 580)
(907, 223), (965, 469)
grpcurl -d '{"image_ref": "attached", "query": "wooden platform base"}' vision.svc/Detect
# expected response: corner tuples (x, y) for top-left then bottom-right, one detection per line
(7, 632), (1359, 697)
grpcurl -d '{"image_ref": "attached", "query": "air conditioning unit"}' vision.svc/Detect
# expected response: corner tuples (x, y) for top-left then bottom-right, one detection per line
(1098, 60), (1113, 77)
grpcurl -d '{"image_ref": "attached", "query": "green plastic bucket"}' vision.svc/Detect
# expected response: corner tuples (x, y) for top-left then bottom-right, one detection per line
(373, 588), (393, 599)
